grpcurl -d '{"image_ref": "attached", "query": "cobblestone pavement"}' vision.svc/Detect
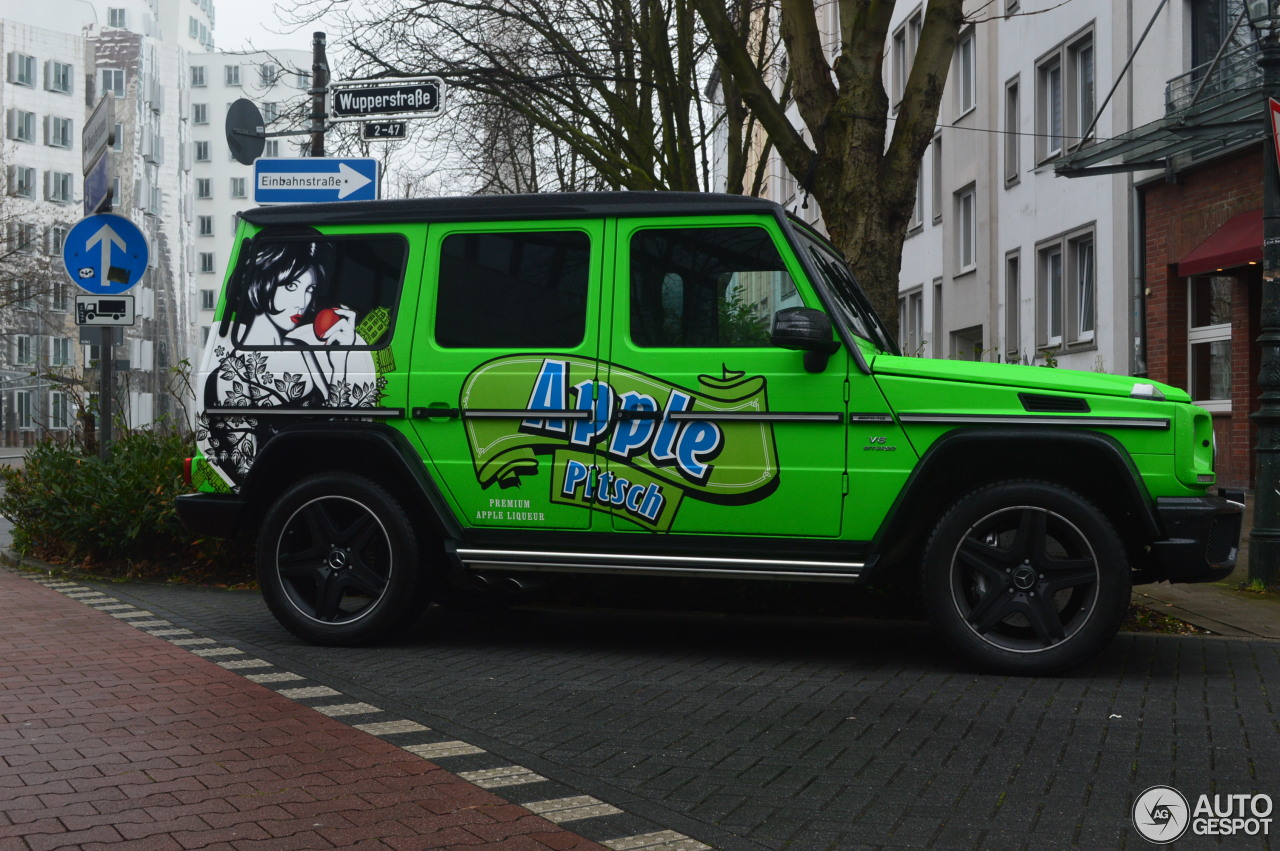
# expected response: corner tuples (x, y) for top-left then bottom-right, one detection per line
(8, 568), (1276, 850)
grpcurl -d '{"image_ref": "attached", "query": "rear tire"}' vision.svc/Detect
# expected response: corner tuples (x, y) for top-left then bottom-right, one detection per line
(257, 474), (425, 645)
(921, 481), (1130, 675)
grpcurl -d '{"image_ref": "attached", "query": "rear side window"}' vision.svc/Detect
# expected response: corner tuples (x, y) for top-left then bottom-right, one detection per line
(223, 233), (406, 350)
(629, 226), (797, 348)
(435, 231), (590, 348)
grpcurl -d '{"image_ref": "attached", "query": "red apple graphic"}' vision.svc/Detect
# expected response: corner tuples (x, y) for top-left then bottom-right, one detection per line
(314, 308), (343, 339)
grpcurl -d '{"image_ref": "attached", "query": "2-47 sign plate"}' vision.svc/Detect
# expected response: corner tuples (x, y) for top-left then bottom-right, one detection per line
(330, 77), (444, 122)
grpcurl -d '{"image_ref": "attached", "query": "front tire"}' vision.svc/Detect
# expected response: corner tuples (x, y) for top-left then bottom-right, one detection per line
(921, 481), (1130, 675)
(257, 474), (424, 645)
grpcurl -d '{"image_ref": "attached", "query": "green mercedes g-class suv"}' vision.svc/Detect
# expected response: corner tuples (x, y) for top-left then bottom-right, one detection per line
(177, 192), (1242, 674)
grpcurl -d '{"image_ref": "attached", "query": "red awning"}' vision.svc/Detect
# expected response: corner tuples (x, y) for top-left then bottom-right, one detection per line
(1177, 209), (1262, 277)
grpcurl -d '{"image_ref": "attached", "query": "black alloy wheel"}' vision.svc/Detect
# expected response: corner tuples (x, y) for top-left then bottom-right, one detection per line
(922, 481), (1130, 675)
(257, 474), (424, 645)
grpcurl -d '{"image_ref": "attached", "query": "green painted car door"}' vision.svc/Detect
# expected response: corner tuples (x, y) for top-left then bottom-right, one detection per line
(591, 217), (849, 537)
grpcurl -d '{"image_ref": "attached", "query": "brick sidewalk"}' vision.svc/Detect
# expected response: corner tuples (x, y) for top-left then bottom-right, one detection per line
(0, 568), (604, 850)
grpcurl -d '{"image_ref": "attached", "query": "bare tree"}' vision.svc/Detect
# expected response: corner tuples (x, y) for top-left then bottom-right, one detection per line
(696, 0), (966, 336)
(285, 0), (749, 193)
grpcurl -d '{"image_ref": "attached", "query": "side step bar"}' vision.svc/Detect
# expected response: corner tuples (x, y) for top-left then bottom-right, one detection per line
(451, 547), (866, 583)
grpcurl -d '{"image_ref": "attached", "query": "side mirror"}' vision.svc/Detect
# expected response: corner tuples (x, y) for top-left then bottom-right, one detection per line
(771, 307), (840, 373)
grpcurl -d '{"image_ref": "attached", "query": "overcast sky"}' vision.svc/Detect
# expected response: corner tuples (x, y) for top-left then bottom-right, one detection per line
(212, 0), (341, 56)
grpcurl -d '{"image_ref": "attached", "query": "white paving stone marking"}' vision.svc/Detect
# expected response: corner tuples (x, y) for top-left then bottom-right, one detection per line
(405, 741), (486, 759)
(525, 795), (623, 823)
(603, 831), (713, 850)
(458, 766), (548, 789)
(355, 719), (431, 736)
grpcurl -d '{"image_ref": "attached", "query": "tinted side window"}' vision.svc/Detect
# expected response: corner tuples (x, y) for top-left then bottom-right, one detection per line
(436, 231), (590, 348)
(226, 234), (405, 349)
(629, 227), (796, 348)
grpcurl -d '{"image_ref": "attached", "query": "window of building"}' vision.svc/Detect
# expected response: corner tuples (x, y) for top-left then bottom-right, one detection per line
(194, 140), (211, 162)
(49, 391), (70, 429)
(1039, 245), (1063, 347)
(14, 280), (35, 310)
(1036, 226), (1096, 351)
(189, 16), (200, 38)
(46, 61), (73, 94)
(8, 165), (36, 198)
(910, 167), (924, 231)
(101, 68), (125, 98)
(7, 110), (36, 143)
(196, 178), (211, 199)
(260, 63), (279, 86)
(956, 28), (976, 116)
(51, 278), (69, 312)
(891, 10), (922, 109)
(264, 140), (280, 157)
(198, 215), (213, 236)
(191, 65), (206, 86)
(1188, 275), (1233, 409)
(8, 53), (36, 87)
(1004, 78), (1020, 186)
(931, 134), (943, 223)
(107, 7), (127, 27)
(899, 286), (925, 356)
(230, 177), (246, 198)
(1036, 28), (1094, 163)
(437, 231), (590, 348)
(1037, 57), (1063, 160)
(51, 338), (71, 367)
(8, 222), (37, 254)
(956, 185), (976, 273)
(225, 64), (241, 86)
(199, 253), (216, 274)
(192, 103), (208, 124)
(1005, 252), (1020, 358)
(629, 227), (791, 348)
(112, 122), (124, 151)
(1073, 235), (1095, 342)
(46, 171), (73, 203)
(262, 102), (278, 122)
(15, 391), (32, 430)
(46, 116), (73, 148)
(15, 335), (33, 364)
(201, 288), (217, 309)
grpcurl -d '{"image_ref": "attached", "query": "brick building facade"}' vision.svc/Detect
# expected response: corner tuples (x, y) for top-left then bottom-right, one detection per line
(1141, 151), (1263, 490)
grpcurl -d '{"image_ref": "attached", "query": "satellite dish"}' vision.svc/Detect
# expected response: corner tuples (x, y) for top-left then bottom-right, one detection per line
(225, 98), (266, 166)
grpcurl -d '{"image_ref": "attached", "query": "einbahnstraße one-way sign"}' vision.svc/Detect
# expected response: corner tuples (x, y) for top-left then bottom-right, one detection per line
(253, 157), (378, 204)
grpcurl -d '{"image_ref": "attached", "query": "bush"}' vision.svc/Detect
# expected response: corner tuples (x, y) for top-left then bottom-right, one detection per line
(0, 432), (253, 584)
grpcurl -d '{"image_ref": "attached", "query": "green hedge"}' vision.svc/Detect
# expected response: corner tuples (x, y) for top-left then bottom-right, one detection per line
(0, 432), (251, 582)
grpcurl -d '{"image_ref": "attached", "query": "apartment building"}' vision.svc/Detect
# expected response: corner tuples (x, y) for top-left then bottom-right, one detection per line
(187, 47), (310, 356)
(1, 0), (309, 443)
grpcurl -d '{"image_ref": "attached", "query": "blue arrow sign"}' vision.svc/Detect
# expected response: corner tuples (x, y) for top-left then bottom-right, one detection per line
(253, 157), (378, 204)
(63, 213), (149, 295)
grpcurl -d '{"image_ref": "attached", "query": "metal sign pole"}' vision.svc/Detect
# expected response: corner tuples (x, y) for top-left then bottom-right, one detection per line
(311, 32), (329, 157)
(99, 327), (113, 461)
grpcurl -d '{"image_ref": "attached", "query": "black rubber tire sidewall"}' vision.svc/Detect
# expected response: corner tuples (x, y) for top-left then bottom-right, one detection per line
(256, 473), (423, 646)
(921, 480), (1130, 676)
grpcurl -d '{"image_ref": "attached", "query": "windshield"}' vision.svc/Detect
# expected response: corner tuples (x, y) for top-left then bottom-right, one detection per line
(788, 222), (899, 356)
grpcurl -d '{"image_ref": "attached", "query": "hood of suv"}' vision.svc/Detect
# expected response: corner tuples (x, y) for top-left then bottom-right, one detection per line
(870, 355), (1191, 403)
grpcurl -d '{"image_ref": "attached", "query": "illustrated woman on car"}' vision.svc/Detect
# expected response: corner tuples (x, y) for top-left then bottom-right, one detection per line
(199, 233), (382, 482)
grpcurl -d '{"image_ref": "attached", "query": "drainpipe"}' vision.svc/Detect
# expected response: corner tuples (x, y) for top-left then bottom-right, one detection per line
(1132, 186), (1148, 377)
